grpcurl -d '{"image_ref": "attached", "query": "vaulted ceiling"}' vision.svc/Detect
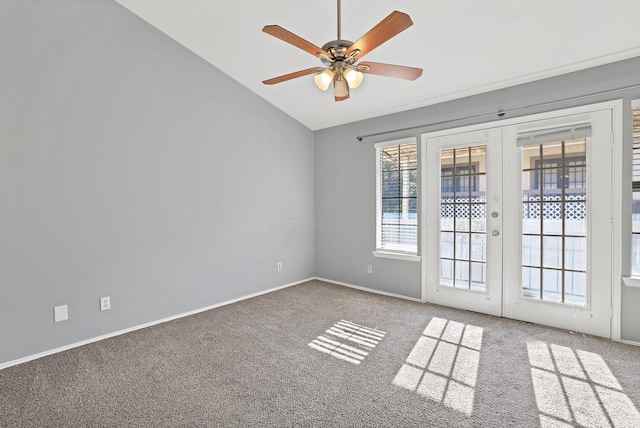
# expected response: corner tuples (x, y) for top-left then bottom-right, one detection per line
(115, 0), (640, 130)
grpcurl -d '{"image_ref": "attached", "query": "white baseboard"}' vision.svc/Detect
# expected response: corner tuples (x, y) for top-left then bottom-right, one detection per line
(0, 278), (314, 371)
(4, 276), (634, 371)
(314, 277), (423, 303)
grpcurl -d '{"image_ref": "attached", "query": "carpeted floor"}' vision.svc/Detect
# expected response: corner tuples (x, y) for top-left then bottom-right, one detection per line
(1, 280), (639, 427)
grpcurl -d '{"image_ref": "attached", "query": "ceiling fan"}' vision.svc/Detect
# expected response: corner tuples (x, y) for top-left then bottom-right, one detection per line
(262, 0), (423, 101)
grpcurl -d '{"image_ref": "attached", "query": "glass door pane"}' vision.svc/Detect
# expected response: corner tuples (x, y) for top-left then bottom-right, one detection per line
(521, 139), (587, 304)
(440, 146), (487, 291)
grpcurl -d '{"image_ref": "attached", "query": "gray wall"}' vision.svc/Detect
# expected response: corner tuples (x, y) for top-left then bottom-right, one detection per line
(315, 56), (640, 341)
(314, 125), (422, 299)
(0, 0), (315, 365)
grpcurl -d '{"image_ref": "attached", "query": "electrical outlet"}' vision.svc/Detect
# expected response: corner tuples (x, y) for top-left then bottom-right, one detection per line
(54, 305), (68, 322)
(367, 264), (373, 274)
(100, 296), (111, 311)
(277, 262), (283, 272)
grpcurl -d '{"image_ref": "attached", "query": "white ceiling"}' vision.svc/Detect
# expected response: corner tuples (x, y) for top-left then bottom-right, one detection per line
(115, 0), (640, 131)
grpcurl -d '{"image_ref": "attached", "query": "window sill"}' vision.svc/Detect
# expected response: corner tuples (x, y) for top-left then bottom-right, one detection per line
(622, 276), (640, 288)
(372, 251), (421, 262)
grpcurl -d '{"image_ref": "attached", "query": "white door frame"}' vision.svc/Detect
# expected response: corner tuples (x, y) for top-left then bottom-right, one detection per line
(420, 100), (623, 340)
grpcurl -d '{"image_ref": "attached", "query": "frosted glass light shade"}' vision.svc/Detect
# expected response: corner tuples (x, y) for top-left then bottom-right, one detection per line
(344, 68), (364, 88)
(314, 69), (334, 91)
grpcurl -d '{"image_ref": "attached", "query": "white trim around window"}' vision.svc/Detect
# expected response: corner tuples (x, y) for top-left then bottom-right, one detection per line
(372, 250), (421, 262)
(375, 137), (419, 259)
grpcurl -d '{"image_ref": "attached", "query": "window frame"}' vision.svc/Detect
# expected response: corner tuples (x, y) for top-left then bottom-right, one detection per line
(373, 137), (421, 262)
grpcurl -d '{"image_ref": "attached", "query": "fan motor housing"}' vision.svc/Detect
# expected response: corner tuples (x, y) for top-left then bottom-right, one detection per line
(321, 39), (356, 65)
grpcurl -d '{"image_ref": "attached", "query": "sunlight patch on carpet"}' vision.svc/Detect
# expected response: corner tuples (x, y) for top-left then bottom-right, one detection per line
(308, 320), (386, 365)
(527, 341), (640, 427)
(393, 317), (483, 416)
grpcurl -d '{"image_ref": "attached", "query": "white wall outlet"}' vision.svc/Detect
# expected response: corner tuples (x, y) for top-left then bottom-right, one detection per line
(100, 296), (111, 311)
(367, 264), (373, 274)
(277, 262), (283, 272)
(54, 305), (68, 322)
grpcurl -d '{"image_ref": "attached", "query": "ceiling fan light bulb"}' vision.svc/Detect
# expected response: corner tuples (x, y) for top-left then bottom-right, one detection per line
(344, 69), (364, 89)
(314, 69), (334, 91)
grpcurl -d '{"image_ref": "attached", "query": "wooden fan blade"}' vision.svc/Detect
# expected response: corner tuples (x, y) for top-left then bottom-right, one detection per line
(263, 25), (332, 59)
(346, 11), (413, 59)
(359, 62), (423, 80)
(262, 67), (325, 85)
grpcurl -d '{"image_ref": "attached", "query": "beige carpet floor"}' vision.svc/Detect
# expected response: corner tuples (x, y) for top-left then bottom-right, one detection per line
(1, 280), (640, 427)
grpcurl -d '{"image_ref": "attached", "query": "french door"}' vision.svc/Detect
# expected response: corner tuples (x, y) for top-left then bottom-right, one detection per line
(424, 128), (503, 317)
(423, 106), (615, 338)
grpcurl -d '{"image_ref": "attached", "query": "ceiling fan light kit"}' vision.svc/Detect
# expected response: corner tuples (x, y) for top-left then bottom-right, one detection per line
(262, 0), (423, 102)
(344, 68), (363, 88)
(314, 69), (334, 91)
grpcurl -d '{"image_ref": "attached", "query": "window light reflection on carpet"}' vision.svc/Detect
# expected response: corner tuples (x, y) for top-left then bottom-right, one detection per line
(393, 317), (483, 416)
(308, 320), (386, 365)
(527, 341), (640, 427)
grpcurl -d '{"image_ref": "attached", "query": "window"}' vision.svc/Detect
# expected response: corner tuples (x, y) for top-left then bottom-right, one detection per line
(632, 102), (640, 276)
(375, 138), (418, 256)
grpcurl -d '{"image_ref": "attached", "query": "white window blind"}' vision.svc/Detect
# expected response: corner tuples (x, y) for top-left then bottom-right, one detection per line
(517, 124), (592, 147)
(375, 138), (418, 254)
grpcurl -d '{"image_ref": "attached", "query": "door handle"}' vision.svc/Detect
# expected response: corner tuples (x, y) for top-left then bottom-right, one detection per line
(492, 230), (500, 237)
